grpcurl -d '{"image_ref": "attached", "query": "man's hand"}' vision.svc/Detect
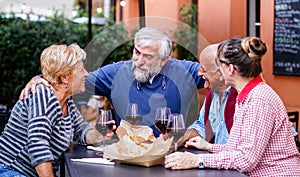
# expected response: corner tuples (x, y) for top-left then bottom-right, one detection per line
(185, 136), (212, 152)
(19, 76), (50, 100)
(177, 129), (199, 147)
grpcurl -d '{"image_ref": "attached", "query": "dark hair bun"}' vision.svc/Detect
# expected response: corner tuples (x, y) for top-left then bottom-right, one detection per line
(241, 37), (267, 61)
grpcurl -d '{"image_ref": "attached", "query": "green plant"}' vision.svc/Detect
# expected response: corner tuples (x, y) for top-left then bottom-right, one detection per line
(179, 3), (198, 29)
(172, 3), (198, 61)
(0, 3), (199, 109)
(0, 10), (135, 109)
(0, 13), (98, 108)
(84, 23), (135, 71)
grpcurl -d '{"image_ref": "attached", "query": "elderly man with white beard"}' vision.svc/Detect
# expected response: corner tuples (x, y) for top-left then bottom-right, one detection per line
(20, 27), (205, 137)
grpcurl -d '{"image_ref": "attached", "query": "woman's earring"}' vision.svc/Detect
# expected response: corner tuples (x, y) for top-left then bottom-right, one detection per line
(65, 84), (69, 88)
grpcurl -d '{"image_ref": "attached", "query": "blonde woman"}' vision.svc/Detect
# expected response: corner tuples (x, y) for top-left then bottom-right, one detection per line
(0, 44), (112, 177)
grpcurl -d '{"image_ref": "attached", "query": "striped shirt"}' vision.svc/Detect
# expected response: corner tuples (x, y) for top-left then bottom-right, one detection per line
(0, 85), (93, 177)
(202, 76), (300, 176)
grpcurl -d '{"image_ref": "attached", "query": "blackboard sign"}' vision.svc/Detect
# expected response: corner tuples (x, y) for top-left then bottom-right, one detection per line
(273, 0), (300, 76)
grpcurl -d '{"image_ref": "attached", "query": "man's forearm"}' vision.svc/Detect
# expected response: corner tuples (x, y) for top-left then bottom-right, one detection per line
(177, 128), (200, 147)
(184, 129), (201, 141)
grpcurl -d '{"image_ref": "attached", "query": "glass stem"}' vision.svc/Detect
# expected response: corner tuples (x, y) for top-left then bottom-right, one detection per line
(102, 139), (106, 154)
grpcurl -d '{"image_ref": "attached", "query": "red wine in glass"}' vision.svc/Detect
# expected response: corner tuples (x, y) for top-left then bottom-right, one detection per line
(95, 122), (114, 134)
(167, 128), (185, 142)
(166, 122), (172, 133)
(106, 121), (114, 130)
(126, 103), (142, 125)
(155, 119), (168, 134)
(126, 115), (142, 125)
(95, 109), (113, 156)
(167, 113), (185, 151)
(155, 107), (171, 134)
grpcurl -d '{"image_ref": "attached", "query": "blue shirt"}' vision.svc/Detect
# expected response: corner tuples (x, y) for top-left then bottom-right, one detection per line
(85, 59), (205, 136)
(188, 87), (233, 144)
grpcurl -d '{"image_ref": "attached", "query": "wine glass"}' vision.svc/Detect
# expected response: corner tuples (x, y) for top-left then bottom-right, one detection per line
(154, 107), (171, 135)
(95, 109), (113, 156)
(126, 103), (142, 125)
(167, 113), (185, 151)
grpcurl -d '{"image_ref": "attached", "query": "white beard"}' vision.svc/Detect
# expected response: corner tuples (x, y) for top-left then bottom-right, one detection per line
(132, 60), (161, 83)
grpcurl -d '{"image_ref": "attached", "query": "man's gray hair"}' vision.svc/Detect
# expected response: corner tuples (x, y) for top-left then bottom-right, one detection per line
(134, 27), (172, 60)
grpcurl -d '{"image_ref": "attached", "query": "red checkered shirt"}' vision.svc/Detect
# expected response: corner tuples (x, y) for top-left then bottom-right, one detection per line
(202, 76), (300, 176)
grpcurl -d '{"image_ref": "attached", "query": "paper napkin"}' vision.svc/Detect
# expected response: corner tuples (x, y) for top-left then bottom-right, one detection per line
(71, 158), (115, 166)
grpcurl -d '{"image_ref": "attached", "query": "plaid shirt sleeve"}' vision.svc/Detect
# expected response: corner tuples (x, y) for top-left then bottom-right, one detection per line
(201, 84), (300, 176)
(205, 96), (274, 171)
(211, 144), (225, 153)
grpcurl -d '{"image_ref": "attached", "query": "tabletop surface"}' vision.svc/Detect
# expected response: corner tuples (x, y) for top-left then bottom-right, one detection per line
(63, 142), (247, 177)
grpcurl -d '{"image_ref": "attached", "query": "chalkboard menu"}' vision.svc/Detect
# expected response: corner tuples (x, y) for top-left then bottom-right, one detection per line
(273, 0), (300, 76)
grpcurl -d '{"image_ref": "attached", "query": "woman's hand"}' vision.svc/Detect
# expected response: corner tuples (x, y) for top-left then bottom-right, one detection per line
(164, 151), (199, 170)
(19, 76), (50, 100)
(104, 120), (117, 139)
(86, 120), (117, 145)
(185, 136), (212, 152)
(86, 129), (105, 145)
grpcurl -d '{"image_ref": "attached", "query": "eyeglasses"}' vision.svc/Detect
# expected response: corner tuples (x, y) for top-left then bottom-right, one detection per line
(198, 67), (218, 75)
(215, 57), (230, 66)
(215, 57), (238, 71)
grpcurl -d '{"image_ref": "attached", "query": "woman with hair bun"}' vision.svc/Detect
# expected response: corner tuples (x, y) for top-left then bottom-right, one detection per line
(165, 37), (300, 176)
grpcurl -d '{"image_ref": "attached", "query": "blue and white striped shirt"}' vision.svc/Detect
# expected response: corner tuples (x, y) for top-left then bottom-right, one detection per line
(0, 84), (93, 177)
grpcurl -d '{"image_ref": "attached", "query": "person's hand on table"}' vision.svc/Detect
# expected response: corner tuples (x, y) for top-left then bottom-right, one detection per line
(185, 136), (212, 152)
(104, 120), (117, 139)
(165, 151), (198, 170)
(19, 76), (50, 100)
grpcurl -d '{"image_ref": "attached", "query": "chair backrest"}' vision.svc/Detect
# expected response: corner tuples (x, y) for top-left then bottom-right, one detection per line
(288, 111), (300, 151)
(288, 111), (299, 136)
(0, 112), (10, 133)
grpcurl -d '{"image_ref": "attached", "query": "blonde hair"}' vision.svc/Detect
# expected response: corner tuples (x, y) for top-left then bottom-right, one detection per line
(40, 43), (86, 85)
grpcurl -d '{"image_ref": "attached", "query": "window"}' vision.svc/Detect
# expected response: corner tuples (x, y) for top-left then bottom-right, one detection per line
(247, 0), (260, 37)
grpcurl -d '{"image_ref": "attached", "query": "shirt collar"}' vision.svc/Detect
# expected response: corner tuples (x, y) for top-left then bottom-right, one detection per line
(237, 76), (263, 103)
(223, 86), (232, 97)
(212, 86), (232, 97)
(149, 72), (160, 84)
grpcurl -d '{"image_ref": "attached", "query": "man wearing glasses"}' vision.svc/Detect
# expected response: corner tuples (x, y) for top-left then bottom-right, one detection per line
(179, 44), (237, 146)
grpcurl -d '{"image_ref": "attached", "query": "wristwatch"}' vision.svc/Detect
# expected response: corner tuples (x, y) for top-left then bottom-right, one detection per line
(198, 155), (205, 169)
